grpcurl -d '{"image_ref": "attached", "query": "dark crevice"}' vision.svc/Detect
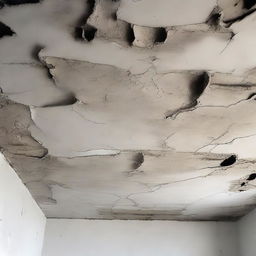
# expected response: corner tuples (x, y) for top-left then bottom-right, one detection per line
(74, 27), (84, 41)
(189, 72), (209, 102)
(154, 28), (167, 44)
(207, 13), (221, 27)
(75, 25), (97, 41)
(165, 100), (197, 119)
(74, 0), (96, 41)
(241, 182), (246, 187)
(165, 72), (209, 119)
(230, 31), (236, 40)
(111, 12), (117, 21)
(132, 152), (144, 169)
(220, 155), (237, 167)
(243, 0), (256, 9)
(83, 24), (97, 41)
(247, 173), (256, 181)
(0, 21), (15, 38)
(247, 92), (256, 100)
(126, 24), (135, 45)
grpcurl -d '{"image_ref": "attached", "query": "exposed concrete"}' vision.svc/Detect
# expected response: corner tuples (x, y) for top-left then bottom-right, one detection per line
(1, 0), (256, 220)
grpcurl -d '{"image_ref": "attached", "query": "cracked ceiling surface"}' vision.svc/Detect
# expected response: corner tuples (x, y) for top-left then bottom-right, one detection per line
(2, 0), (256, 221)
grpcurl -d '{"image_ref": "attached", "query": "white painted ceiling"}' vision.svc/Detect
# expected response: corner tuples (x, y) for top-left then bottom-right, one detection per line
(1, 0), (256, 220)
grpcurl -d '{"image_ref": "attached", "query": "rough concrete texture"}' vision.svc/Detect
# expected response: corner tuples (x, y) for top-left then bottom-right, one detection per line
(1, 0), (256, 220)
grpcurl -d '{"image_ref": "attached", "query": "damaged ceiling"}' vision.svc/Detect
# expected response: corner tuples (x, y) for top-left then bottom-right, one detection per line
(1, 0), (256, 220)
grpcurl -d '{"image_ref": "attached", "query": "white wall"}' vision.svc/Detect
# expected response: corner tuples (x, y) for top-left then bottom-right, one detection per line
(238, 208), (256, 256)
(0, 153), (46, 256)
(43, 219), (238, 256)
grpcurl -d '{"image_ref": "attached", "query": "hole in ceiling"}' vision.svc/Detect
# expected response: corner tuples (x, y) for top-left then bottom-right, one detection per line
(190, 72), (210, 101)
(247, 173), (256, 181)
(132, 152), (144, 169)
(126, 24), (135, 45)
(83, 24), (97, 41)
(241, 182), (246, 187)
(0, 21), (15, 38)
(154, 28), (167, 44)
(74, 25), (97, 42)
(220, 155), (237, 167)
(74, 27), (84, 41)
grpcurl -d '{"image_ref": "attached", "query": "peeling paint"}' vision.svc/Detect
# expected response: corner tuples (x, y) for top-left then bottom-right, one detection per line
(1, 0), (256, 221)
